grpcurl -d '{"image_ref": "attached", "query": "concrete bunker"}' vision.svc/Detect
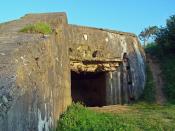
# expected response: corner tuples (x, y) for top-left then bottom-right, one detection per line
(70, 58), (122, 107)
(68, 25), (146, 107)
(0, 13), (146, 130)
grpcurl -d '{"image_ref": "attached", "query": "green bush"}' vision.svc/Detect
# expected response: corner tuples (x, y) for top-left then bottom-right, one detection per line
(145, 42), (175, 104)
(20, 22), (52, 34)
(145, 42), (175, 103)
(145, 43), (164, 58)
(161, 55), (175, 103)
(139, 64), (156, 103)
(155, 15), (175, 54)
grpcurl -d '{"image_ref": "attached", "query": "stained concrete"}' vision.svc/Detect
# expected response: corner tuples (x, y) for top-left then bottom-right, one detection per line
(0, 13), (71, 131)
(68, 25), (146, 104)
(0, 12), (146, 131)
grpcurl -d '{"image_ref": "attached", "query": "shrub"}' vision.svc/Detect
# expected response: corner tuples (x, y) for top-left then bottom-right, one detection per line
(145, 43), (164, 58)
(139, 64), (156, 103)
(155, 15), (175, 54)
(145, 43), (175, 104)
(161, 54), (175, 103)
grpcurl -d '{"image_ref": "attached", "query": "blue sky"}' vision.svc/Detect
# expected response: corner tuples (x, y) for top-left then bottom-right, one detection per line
(0, 0), (175, 35)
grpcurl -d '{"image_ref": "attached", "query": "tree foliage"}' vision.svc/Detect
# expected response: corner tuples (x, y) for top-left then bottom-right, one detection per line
(144, 15), (175, 103)
(139, 26), (159, 46)
(155, 15), (175, 54)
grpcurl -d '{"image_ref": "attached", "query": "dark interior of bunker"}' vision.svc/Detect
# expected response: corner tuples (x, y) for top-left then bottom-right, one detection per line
(71, 71), (106, 107)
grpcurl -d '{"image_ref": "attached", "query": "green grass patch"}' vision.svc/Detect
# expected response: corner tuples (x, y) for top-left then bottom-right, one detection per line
(139, 64), (156, 103)
(20, 22), (52, 34)
(56, 103), (175, 131)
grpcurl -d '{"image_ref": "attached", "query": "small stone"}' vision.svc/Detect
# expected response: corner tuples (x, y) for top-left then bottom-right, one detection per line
(17, 42), (22, 45)
(44, 34), (49, 38)
(2, 96), (8, 103)
(105, 37), (109, 42)
(0, 53), (5, 56)
(83, 34), (88, 40)
(0, 86), (4, 89)
(15, 59), (18, 63)
(56, 57), (59, 61)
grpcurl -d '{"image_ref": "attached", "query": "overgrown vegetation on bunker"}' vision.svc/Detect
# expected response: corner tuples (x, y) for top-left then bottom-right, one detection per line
(20, 22), (52, 34)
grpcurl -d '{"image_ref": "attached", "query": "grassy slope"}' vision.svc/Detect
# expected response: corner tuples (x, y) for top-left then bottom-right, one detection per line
(57, 103), (175, 131)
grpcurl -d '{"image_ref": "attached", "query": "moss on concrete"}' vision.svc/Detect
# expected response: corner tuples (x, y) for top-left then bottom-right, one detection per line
(20, 22), (52, 34)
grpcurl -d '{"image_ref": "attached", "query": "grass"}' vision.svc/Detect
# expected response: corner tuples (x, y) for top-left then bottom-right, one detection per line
(20, 22), (52, 34)
(56, 103), (175, 131)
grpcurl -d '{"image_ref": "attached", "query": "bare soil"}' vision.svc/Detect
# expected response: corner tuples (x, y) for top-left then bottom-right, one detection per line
(88, 105), (134, 113)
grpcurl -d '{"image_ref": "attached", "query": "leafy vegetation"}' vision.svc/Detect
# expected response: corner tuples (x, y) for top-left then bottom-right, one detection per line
(143, 14), (175, 55)
(144, 14), (175, 103)
(155, 15), (175, 54)
(56, 103), (175, 131)
(139, 64), (155, 103)
(160, 55), (175, 103)
(145, 42), (163, 57)
(145, 44), (175, 104)
(139, 26), (159, 47)
(20, 22), (52, 34)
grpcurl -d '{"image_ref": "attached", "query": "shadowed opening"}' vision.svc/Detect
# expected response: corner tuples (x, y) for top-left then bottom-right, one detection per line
(71, 71), (106, 107)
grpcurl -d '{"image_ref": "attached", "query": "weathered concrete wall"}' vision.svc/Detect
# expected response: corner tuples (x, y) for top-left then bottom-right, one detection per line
(0, 13), (71, 131)
(68, 25), (129, 60)
(0, 12), (146, 131)
(68, 25), (146, 104)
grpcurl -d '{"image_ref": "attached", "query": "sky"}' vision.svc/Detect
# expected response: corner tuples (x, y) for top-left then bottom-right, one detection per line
(0, 0), (175, 35)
